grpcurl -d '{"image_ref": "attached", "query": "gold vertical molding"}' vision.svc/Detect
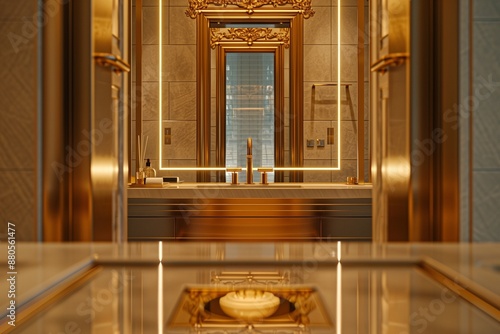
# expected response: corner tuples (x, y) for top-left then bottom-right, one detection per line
(196, 14), (212, 181)
(216, 45), (285, 182)
(135, 0), (143, 173)
(41, 0), (68, 241)
(437, 0), (460, 241)
(290, 14), (304, 182)
(409, 0), (434, 241)
(379, 0), (410, 241)
(216, 45), (225, 181)
(275, 45), (285, 182)
(90, 0), (116, 241)
(71, 0), (92, 241)
(126, 0), (132, 184)
(116, 0), (131, 243)
(357, 0), (365, 183)
(408, 0), (461, 242)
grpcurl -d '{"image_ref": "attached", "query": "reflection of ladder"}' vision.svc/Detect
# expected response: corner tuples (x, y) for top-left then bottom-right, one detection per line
(311, 83), (352, 119)
(310, 83), (354, 167)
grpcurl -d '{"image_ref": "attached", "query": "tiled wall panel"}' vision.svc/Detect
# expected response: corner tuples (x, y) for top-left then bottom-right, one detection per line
(472, 0), (500, 241)
(0, 0), (37, 241)
(303, 1), (369, 182)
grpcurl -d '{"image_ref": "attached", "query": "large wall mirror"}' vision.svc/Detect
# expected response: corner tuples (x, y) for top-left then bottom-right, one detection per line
(132, 0), (369, 183)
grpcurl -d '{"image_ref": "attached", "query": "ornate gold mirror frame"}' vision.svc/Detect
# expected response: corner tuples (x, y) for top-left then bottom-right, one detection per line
(183, 1), (316, 182)
(215, 43), (286, 182)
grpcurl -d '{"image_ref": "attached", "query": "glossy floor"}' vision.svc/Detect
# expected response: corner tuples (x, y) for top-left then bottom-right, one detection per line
(2, 242), (499, 333)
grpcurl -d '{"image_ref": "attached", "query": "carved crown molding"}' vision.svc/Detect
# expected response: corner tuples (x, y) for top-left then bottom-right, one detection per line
(210, 27), (290, 48)
(186, 0), (315, 19)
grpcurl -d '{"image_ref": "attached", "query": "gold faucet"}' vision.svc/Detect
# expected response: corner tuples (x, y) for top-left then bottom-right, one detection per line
(246, 137), (253, 184)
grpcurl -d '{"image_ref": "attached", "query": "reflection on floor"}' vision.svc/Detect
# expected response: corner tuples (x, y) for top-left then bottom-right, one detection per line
(2, 242), (500, 333)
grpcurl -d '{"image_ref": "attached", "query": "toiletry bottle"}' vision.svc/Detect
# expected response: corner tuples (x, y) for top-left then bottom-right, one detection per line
(136, 168), (145, 185)
(144, 158), (157, 178)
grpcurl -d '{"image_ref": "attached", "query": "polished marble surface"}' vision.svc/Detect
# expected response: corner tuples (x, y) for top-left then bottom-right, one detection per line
(1, 242), (500, 333)
(128, 182), (373, 199)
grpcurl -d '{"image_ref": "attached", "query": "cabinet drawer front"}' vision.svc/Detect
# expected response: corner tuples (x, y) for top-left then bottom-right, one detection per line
(128, 217), (175, 240)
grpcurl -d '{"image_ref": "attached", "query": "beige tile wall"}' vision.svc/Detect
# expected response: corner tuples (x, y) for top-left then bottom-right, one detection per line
(303, 1), (370, 182)
(133, 1), (197, 179)
(471, 0), (500, 241)
(0, 0), (37, 241)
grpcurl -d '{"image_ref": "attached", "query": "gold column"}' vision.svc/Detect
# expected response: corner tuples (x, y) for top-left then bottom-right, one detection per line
(409, 0), (433, 240)
(409, 0), (460, 241)
(275, 45), (285, 182)
(370, 0), (411, 242)
(371, 0), (461, 241)
(196, 14), (211, 181)
(434, 1), (460, 241)
(135, 0), (143, 174)
(290, 15), (304, 182)
(215, 45), (225, 181)
(357, 0), (365, 183)
(41, 0), (68, 241)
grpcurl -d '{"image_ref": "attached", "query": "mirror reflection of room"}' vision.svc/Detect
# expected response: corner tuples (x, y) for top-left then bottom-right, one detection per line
(132, 0), (369, 184)
(225, 52), (275, 183)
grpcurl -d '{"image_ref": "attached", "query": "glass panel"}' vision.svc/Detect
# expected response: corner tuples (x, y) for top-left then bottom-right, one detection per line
(225, 52), (275, 183)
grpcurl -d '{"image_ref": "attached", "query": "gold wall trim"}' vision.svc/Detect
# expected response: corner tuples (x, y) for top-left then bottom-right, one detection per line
(436, 0), (460, 241)
(290, 14), (304, 181)
(41, 0), (67, 241)
(197, 14), (212, 181)
(357, 0), (365, 183)
(215, 45), (285, 182)
(210, 27), (290, 48)
(186, 0), (315, 19)
(135, 0), (143, 175)
(215, 45), (225, 175)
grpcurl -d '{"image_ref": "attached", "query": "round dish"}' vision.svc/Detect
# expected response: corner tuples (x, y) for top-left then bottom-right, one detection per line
(219, 289), (280, 322)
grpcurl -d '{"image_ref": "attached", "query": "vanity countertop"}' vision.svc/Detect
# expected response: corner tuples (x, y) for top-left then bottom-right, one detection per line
(128, 182), (373, 199)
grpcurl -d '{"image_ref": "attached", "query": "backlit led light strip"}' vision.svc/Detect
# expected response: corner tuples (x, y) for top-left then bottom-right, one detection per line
(158, 1), (163, 168)
(157, 167), (342, 171)
(336, 241), (342, 334)
(158, 241), (163, 334)
(337, 0), (341, 169)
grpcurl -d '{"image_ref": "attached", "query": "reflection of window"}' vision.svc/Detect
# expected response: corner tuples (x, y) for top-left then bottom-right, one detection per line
(225, 52), (275, 183)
